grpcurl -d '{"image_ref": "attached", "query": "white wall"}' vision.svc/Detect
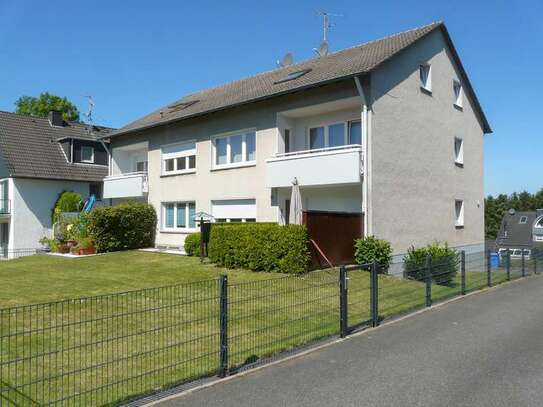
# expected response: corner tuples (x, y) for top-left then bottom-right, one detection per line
(11, 178), (90, 250)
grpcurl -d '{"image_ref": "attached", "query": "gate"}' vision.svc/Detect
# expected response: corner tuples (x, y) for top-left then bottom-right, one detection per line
(339, 263), (378, 336)
(303, 210), (363, 268)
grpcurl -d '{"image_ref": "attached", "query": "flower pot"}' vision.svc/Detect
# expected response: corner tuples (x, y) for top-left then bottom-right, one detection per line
(78, 247), (96, 256)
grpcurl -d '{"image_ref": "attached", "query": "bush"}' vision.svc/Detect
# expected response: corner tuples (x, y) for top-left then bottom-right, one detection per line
(87, 202), (157, 253)
(52, 191), (83, 224)
(184, 233), (201, 256)
(404, 242), (459, 286)
(354, 236), (392, 272)
(208, 223), (311, 274)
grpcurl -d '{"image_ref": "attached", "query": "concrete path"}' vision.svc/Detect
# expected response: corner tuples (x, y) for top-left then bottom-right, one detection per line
(161, 276), (543, 407)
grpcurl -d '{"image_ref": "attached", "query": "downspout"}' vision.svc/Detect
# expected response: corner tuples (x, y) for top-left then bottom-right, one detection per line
(354, 76), (370, 237)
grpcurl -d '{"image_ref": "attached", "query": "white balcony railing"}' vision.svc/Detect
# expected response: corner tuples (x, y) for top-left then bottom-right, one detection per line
(266, 145), (363, 188)
(103, 172), (148, 199)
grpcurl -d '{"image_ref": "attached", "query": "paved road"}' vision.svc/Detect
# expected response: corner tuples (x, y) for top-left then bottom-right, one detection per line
(162, 276), (543, 407)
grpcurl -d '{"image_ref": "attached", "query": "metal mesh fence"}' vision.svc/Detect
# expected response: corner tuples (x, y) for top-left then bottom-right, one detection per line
(1, 248), (542, 405)
(0, 279), (220, 406)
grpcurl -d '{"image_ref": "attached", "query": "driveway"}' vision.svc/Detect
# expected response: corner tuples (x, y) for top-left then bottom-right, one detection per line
(161, 276), (543, 407)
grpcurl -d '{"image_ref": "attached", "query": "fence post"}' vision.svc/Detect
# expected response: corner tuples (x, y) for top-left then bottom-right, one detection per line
(522, 250), (526, 277)
(425, 255), (432, 307)
(219, 275), (229, 377)
(486, 249), (492, 287)
(370, 262), (379, 327)
(339, 266), (348, 338)
(534, 248), (538, 275)
(506, 250), (511, 281)
(461, 251), (466, 295)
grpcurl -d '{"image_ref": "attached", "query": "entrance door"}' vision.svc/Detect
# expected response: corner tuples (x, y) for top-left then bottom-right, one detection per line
(303, 211), (363, 267)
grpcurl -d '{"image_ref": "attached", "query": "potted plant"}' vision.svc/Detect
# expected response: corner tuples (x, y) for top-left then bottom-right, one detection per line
(75, 237), (96, 256)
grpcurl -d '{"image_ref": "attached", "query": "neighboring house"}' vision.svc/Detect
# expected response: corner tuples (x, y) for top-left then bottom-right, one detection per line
(102, 21), (491, 263)
(0, 111), (112, 257)
(495, 209), (543, 258)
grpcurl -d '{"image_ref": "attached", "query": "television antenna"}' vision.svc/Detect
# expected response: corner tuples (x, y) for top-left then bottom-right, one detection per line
(277, 52), (294, 68)
(313, 40), (329, 57)
(83, 95), (95, 124)
(317, 11), (342, 43)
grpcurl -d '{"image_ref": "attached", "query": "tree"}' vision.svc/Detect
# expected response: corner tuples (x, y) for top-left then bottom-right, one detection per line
(15, 92), (80, 122)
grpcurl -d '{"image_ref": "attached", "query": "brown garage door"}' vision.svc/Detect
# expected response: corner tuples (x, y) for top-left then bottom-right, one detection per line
(302, 211), (363, 268)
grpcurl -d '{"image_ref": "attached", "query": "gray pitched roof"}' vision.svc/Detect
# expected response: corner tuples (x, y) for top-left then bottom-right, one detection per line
(109, 21), (491, 138)
(0, 111), (113, 182)
(496, 211), (537, 248)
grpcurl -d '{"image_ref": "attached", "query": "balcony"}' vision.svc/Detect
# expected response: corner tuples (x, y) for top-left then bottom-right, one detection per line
(0, 199), (10, 216)
(265, 145), (363, 188)
(103, 172), (148, 199)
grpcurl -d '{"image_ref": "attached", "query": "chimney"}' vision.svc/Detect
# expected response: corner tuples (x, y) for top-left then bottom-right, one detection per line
(48, 111), (64, 127)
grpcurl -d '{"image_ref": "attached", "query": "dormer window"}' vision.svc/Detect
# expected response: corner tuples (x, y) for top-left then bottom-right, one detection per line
(419, 64), (431, 92)
(81, 146), (94, 163)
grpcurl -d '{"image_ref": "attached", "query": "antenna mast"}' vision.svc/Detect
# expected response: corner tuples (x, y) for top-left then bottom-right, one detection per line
(83, 95), (95, 136)
(318, 11), (342, 43)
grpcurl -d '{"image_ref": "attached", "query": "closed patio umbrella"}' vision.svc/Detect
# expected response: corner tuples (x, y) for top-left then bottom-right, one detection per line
(289, 177), (303, 225)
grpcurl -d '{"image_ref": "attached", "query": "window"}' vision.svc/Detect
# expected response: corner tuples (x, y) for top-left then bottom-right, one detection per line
(419, 64), (431, 92)
(309, 127), (325, 149)
(519, 216), (528, 225)
(349, 121), (362, 145)
(274, 68), (312, 84)
(136, 161), (148, 172)
(213, 131), (256, 168)
(454, 137), (464, 166)
(81, 146), (94, 163)
(162, 142), (196, 175)
(211, 199), (256, 223)
(308, 120), (361, 150)
(453, 80), (463, 108)
(284, 129), (291, 153)
(163, 202), (196, 230)
(534, 235), (543, 242)
(535, 217), (543, 228)
(455, 200), (464, 228)
(513, 249), (522, 256)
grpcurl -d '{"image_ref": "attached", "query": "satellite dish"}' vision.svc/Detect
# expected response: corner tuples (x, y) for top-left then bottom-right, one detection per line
(509, 208), (516, 216)
(313, 40), (329, 57)
(277, 52), (294, 68)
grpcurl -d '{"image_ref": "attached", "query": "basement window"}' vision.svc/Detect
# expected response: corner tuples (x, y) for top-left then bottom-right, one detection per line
(274, 69), (312, 84)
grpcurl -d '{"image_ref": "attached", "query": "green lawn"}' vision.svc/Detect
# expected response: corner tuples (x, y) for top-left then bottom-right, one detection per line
(0, 251), (524, 406)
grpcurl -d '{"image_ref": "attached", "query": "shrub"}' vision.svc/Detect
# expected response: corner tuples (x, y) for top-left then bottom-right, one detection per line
(404, 242), (459, 286)
(87, 202), (157, 253)
(51, 191), (83, 224)
(354, 236), (392, 272)
(208, 223), (311, 274)
(184, 233), (201, 256)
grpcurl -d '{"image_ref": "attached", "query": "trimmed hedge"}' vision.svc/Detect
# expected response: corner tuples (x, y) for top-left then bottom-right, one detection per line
(87, 202), (157, 253)
(404, 243), (459, 286)
(208, 223), (311, 274)
(184, 233), (201, 256)
(354, 236), (393, 273)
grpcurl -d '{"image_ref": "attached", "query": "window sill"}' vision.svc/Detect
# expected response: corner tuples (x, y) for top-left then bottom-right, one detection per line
(455, 225), (465, 229)
(453, 103), (463, 111)
(420, 86), (432, 96)
(455, 161), (464, 168)
(211, 161), (256, 172)
(160, 170), (196, 178)
(160, 229), (198, 234)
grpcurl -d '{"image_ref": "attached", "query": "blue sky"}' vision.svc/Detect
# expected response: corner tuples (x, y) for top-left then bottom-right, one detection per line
(0, 0), (541, 196)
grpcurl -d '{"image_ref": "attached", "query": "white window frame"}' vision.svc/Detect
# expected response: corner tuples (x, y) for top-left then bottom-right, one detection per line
(419, 63), (432, 92)
(453, 80), (463, 108)
(161, 141), (196, 176)
(519, 216), (528, 225)
(214, 218), (256, 223)
(455, 200), (465, 228)
(307, 120), (361, 150)
(162, 201), (197, 232)
(454, 137), (464, 166)
(81, 146), (94, 163)
(135, 160), (148, 173)
(212, 129), (257, 170)
(534, 235), (543, 242)
(535, 217), (543, 228)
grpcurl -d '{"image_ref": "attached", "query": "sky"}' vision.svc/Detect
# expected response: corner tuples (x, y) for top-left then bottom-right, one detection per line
(0, 0), (541, 196)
